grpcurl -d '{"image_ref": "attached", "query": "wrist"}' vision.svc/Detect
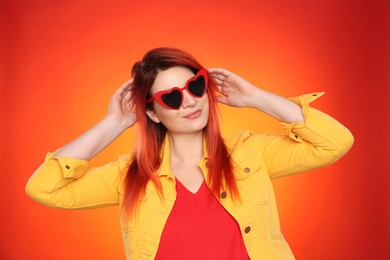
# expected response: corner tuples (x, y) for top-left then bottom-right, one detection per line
(244, 87), (264, 109)
(101, 115), (130, 133)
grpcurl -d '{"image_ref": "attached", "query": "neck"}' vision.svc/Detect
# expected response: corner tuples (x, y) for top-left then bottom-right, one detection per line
(168, 131), (204, 165)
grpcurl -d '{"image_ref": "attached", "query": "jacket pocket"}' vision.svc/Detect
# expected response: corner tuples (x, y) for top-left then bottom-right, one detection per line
(265, 228), (296, 259)
(235, 152), (270, 205)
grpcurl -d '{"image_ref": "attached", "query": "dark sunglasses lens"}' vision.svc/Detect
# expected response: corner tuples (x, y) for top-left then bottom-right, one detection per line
(188, 76), (206, 97)
(161, 90), (182, 109)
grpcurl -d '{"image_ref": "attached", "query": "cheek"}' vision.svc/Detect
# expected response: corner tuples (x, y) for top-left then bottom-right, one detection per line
(200, 94), (210, 120)
(201, 93), (209, 107)
(156, 110), (178, 122)
(153, 103), (178, 121)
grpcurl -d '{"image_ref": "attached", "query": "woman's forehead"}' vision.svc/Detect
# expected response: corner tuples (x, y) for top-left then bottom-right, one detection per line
(152, 66), (195, 92)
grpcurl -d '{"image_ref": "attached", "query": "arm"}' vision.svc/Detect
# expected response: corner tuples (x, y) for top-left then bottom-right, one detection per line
(209, 68), (304, 123)
(54, 78), (136, 159)
(210, 68), (354, 178)
(25, 79), (136, 208)
(258, 93), (354, 179)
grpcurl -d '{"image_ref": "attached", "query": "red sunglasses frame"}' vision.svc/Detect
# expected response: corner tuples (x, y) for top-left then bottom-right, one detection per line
(146, 69), (208, 110)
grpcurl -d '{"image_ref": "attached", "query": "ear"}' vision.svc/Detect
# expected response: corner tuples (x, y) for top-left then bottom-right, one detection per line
(146, 109), (161, 123)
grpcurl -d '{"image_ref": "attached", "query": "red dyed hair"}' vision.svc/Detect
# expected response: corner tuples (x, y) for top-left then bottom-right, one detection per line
(124, 47), (239, 215)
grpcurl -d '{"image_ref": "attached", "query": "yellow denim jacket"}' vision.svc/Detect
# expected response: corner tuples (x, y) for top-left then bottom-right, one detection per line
(26, 93), (354, 260)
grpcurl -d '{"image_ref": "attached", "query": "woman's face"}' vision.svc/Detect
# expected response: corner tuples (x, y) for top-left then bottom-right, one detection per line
(146, 66), (209, 135)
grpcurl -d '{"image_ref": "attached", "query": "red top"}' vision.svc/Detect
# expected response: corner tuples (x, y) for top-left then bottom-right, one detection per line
(155, 180), (249, 259)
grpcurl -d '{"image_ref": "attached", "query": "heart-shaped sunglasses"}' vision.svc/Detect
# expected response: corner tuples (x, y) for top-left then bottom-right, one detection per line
(146, 69), (208, 110)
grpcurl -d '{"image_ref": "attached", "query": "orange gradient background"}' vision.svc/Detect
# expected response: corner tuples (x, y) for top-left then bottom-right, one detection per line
(1, 0), (389, 259)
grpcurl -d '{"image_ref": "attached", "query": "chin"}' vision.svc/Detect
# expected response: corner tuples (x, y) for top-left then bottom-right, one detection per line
(188, 122), (208, 133)
(181, 118), (208, 134)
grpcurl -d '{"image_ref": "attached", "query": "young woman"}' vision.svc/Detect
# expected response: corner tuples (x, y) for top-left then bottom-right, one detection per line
(26, 47), (354, 259)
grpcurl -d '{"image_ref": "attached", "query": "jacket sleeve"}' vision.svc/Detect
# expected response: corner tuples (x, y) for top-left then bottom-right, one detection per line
(257, 92), (354, 180)
(25, 152), (130, 209)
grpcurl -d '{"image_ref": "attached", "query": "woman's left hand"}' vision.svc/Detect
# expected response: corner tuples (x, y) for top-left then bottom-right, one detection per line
(208, 68), (257, 107)
(209, 68), (305, 123)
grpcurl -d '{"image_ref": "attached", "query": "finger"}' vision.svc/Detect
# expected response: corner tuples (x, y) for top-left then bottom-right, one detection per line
(213, 77), (224, 87)
(122, 89), (132, 102)
(216, 95), (228, 105)
(208, 68), (230, 77)
(122, 90), (134, 111)
(115, 78), (134, 96)
(215, 86), (222, 94)
(211, 74), (226, 83)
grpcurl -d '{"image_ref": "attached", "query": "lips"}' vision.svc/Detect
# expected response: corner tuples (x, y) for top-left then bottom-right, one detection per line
(184, 109), (202, 119)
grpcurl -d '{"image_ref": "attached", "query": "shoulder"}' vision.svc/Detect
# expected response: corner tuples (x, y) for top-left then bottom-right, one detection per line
(223, 130), (253, 145)
(223, 130), (267, 159)
(116, 154), (132, 194)
(223, 130), (264, 148)
(114, 154), (131, 177)
(118, 153), (131, 164)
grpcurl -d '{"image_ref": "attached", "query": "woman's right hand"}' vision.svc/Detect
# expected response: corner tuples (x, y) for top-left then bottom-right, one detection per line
(53, 79), (138, 160)
(106, 78), (137, 129)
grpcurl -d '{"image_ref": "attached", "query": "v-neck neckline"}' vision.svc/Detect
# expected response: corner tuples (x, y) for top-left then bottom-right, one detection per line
(176, 179), (206, 195)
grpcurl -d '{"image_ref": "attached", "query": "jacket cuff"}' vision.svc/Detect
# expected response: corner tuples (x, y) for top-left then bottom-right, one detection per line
(44, 152), (89, 179)
(281, 92), (325, 142)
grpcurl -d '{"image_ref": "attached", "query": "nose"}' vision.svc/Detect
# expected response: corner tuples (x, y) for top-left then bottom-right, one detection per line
(181, 90), (197, 108)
